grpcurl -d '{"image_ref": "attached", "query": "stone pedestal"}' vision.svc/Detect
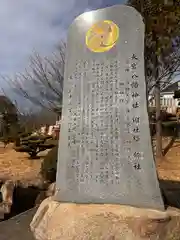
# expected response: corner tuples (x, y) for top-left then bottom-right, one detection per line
(30, 197), (180, 240)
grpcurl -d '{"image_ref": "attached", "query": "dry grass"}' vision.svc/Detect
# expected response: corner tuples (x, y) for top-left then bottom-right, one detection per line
(0, 142), (49, 186)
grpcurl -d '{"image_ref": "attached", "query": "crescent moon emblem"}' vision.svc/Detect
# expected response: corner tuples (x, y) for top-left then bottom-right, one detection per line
(86, 20), (119, 53)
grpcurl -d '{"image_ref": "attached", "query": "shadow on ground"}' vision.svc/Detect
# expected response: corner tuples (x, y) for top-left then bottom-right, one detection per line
(2, 180), (180, 219)
(160, 179), (180, 209)
(3, 185), (41, 220)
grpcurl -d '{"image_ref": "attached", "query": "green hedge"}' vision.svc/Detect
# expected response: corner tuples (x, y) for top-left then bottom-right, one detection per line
(150, 121), (177, 128)
(150, 121), (178, 136)
(162, 121), (177, 127)
(40, 145), (58, 183)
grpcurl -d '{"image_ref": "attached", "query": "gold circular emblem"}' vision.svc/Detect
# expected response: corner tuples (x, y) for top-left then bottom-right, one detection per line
(86, 20), (119, 53)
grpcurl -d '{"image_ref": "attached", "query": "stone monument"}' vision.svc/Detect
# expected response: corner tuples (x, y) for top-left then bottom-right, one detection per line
(55, 5), (164, 210)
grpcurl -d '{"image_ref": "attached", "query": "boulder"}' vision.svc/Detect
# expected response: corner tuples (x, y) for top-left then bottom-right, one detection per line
(30, 197), (180, 240)
(35, 182), (56, 205)
(1, 180), (15, 205)
(0, 180), (15, 219)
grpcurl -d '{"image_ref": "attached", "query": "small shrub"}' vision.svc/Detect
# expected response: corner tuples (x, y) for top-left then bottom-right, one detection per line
(149, 107), (175, 122)
(162, 121), (177, 137)
(14, 135), (55, 158)
(40, 145), (58, 183)
(162, 121), (177, 127)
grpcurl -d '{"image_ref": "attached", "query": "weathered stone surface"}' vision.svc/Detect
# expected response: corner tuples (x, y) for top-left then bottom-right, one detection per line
(0, 180), (15, 219)
(55, 4), (164, 210)
(35, 182), (56, 205)
(30, 197), (180, 240)
(46, 182), (56, 197)
(1, 180), (15, 205)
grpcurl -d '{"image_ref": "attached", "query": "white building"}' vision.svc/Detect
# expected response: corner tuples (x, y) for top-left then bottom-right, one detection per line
(149, 82), (180, 114)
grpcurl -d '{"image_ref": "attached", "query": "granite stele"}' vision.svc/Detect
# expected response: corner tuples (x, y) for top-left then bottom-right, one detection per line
(55, 4), (165, 210)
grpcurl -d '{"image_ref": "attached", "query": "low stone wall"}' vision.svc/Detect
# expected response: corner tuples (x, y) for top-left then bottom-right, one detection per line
(0, 180), (49, 221)
(0, 180), (15, 220)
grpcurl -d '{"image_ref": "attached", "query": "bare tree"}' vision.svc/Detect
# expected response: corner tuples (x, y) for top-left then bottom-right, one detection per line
(3, 42), (65, 113)
(18, 108), (57, 133)
(128, 0), (180, 157)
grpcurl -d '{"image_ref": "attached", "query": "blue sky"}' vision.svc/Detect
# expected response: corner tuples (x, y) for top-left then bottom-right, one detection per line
(0, 0), (126, 78)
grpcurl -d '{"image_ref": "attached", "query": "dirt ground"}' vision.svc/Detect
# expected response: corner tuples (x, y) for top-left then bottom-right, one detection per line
(1, 140), (180, 239)
(0, 138), (180, 185)
(157, 138), (180, 182)
(0, 142), (49, 186)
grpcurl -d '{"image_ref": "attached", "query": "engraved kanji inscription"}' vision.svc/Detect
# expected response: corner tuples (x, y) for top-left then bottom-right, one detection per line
(56, 4), (164, 211)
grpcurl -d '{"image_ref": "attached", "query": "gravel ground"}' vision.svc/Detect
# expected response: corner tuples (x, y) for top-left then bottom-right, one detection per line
(0, 207), (37, 240)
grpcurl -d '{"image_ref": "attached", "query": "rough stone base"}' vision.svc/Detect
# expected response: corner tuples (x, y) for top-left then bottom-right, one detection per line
(30, 197), (180, 240)
(0, 180), (15, 219)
